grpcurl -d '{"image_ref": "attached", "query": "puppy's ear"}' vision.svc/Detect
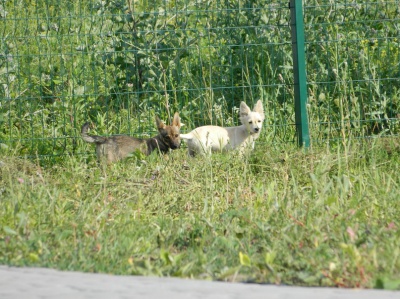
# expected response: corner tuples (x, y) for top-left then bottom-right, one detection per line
(172, 112), (181, 128)
(156, 116), (166, 131)
(239, 101), (251, 117)
(253, 100), (264, 117)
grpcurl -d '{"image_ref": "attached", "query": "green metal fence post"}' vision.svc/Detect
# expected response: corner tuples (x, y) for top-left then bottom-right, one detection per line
(289, 0), (310, 147)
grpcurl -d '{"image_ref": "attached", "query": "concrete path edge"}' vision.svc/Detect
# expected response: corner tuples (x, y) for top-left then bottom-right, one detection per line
(1, 266), (399, 299)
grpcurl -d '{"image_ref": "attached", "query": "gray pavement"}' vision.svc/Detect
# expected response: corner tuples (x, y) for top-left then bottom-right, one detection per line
(0, 266), (399, 299)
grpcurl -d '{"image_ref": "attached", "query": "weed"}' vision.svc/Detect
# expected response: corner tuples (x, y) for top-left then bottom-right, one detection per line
(1, 138), (400, 288)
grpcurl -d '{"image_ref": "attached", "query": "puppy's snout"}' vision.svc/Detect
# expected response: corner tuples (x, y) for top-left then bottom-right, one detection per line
(171, 142), (180, 149)
(254, 127), (259, 132)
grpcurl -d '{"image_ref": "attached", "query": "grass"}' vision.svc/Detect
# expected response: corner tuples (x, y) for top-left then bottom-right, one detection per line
(1, 1), (399, 290)
(1, 0), (400, 154)
(1, 137), (400, 289)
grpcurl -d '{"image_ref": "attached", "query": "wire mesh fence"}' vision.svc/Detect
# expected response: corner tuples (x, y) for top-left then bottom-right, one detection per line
(304, 0), (400, 141)
(0, 0), (399, 160)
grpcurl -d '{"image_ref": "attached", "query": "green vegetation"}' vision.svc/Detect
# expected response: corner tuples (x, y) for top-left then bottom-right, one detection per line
(1, 0), (400, 290)
(1, 138), (400, 289)
(0, 0), (399, 157)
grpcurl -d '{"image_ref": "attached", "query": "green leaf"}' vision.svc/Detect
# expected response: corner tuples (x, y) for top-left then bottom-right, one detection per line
(160, 249), (173, 265)
(265, 251), (276, 265)
(375, 278), (384, 289)
(239, 252), (251, 266)
(375, 278), (400, 290)
(218, 266), (240, 280)
(3, 226), (18, 235)
(28, 253), (40, 262)
(325, 195), (337, 206)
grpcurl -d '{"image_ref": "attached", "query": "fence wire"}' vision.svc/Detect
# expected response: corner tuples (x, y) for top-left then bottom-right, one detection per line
(0, 0), (399, 160)
(304, 0), (400, 141)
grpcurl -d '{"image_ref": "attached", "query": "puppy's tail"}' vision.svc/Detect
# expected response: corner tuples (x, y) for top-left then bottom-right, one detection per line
(179, 133), (193, 141)
(81, 122), (107, 144)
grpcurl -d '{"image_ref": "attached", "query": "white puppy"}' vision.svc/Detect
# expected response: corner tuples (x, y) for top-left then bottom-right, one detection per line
(180, 100), (265, 156)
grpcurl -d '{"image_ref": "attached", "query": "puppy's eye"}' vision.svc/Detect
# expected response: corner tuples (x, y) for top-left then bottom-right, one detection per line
(249, 121), (253, 124)
(175, 134), (179, 138)
(258, 120), (261, 123)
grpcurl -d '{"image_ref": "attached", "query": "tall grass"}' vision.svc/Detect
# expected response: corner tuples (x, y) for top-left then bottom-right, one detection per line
(1, 0), (399, 158)
(0, 0), (400, 289)
(1, 138), (400, 288)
